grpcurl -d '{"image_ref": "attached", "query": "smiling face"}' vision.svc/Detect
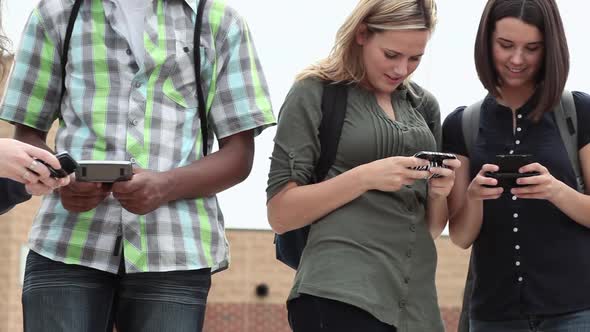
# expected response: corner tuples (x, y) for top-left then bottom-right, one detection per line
(492, 17), (544, 91)
(356, 26), (430, 98)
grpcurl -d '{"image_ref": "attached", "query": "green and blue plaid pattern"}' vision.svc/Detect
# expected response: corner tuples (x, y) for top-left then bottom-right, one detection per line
(0, 0), (275, 273)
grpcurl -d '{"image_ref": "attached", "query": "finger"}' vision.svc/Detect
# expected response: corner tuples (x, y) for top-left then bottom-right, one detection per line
(404, 168), (431, 180)
(442, 158), (461, 169)
(476, 174), (498, 187)
(39, 176), (61, 188)
(429, 167), (453, 178)
(480, 164), (500, 174)
(23, 146), (62, 170)
(27, 159), (52, 179)
(67, 181), (103, 193)
(21, 170), (42, 184)
(399, 156), (430, 168)
(519, 163), (546, 174)
(25, 182), (53, 196)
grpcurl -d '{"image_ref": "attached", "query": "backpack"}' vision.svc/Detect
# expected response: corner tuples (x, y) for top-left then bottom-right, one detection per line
(63, 0), (209, 156)
(274, 81), (437, 270)
(457, 92), (584, 332)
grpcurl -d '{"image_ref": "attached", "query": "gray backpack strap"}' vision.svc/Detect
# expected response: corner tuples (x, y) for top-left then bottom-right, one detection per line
(461, 100), (484, 157)
(554, 90), (585, 192)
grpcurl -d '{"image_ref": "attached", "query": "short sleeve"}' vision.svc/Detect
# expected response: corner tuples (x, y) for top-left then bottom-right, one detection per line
(416, 87), (442, 150)
(266, 78), (324, 201)
(0, 8), (62, 131)
(442, 107), (468, 157)
(0, 178), (31, 215)
(573, 91), (590, 149)
(207, 9), (276, 139)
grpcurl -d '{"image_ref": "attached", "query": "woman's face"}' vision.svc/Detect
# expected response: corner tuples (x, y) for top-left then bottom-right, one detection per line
(492, 17), (544, 90)
(356, 26), (429, 97)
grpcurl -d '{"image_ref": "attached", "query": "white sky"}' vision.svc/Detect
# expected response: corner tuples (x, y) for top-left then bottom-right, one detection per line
(3, 0), (590, 230)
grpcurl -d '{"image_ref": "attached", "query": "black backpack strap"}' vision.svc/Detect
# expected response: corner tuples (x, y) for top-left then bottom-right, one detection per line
(555, 90), (584, 192)
(195, 0), (208, 156)
(315, 82), (348, 182)
(59, 0), (83, 113)
(462, 100), (484, 157)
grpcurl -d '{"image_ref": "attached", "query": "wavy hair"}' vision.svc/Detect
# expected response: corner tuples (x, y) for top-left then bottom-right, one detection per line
(296, 0), (437, 86)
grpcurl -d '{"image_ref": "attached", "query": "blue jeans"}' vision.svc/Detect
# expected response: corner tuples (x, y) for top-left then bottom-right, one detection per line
(22, 250), (211, 332)
(471, 309), (590, 332)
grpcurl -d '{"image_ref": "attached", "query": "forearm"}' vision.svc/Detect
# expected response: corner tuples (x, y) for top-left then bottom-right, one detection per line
(267, 166), (368, 234)
(13, 124), (51, 151)
(448, 196), (484, 249)
(162, 132), (254, 202)
(550, 181), (590, 228)
(427, 196), (448, 239)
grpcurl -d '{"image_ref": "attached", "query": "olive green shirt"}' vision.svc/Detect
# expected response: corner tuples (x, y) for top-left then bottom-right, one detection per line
(267, 78), (444, 332)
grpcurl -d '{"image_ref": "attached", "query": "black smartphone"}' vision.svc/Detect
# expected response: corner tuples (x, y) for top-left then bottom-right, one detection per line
(33, 151), (78, 178)
(412, 151), (457, 178)
(75, 161), (133, 183)
(484, 154), (540, 189)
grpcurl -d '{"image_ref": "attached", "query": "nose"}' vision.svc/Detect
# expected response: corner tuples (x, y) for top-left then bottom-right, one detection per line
(393, 58), (409, 77)
(509, 49), (524, 66)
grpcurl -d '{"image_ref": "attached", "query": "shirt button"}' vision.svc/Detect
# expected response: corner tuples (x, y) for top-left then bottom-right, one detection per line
(517, 114), (523, 119)
(126, 48), (132, 55)
(288, 152), (295, 158)
(518, 276), (524, 282)
(130, 158), (136, 164)
(515, 245), (521, 250)
(409, 224), (416, 232)
(399, 300), (407, 309)
(513, 213), (519, 218)
(515, 140), (521, 145)
(512, 195), (517, 201)
(516, 127), (522, 132)
(509, 150), (514, 154)
(515, 261), (521, 266)
(134, 81), (142, 89)
(513, 227), (519, 233)
(404, 277), (410, 284)
(406, 249), (412, 258)
(130, 119), (138, 126)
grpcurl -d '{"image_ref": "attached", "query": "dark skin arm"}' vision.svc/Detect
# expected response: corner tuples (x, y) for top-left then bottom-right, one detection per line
(112, 130), (255, 215)
(14, 124), (111, 212)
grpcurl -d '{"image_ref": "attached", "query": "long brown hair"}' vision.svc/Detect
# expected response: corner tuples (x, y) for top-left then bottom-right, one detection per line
(296, 0), (437, 87)
(474, 0), (569, 121)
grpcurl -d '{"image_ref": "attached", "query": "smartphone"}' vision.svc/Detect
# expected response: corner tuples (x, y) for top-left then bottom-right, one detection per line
(484, 154), (540, 189)
(412, 151), (457, 178)
(33, 151), (78, 178)
(75, 161), (133, 183)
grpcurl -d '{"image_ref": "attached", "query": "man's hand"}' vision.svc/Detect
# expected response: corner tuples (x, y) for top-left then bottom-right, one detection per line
(59, 176), (112, 212)
(112, 168), (172, 215)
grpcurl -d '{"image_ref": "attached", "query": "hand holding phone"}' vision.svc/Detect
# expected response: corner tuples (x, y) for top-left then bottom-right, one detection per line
(33, 151), (78, 178)
(483, 154), (540, 189)
(412, 151), (457, 178)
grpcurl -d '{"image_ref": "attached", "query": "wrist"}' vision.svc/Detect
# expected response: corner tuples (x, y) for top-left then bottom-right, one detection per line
(549, 180), (569, 205)
(352, 164), (372, 192)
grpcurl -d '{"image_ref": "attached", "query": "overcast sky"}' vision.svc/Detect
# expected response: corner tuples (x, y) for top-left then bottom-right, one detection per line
(3, 0), (590, 230)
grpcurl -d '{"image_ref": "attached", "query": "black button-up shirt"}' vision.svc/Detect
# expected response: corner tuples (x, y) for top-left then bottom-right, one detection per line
(443, 91), (590, 320)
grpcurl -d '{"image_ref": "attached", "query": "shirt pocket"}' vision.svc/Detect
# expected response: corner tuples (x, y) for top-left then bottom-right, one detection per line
(162, 46), (208, 110)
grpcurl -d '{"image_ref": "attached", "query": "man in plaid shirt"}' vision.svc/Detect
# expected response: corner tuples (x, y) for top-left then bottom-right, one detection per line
(0, 0), (275, 330)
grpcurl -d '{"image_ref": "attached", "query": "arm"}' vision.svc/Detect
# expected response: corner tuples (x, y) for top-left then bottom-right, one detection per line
(268, 156), (431, 234)
(426, 158), (462, 238)
(447, 156), (502, 248)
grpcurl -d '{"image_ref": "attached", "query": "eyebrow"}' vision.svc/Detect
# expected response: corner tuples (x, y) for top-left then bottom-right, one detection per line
(383, 48), (425, 57)
(497, 37), (544, 46)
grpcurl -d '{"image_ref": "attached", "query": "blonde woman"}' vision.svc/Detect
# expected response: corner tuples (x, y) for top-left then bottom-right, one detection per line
(267, 0), (459, 331)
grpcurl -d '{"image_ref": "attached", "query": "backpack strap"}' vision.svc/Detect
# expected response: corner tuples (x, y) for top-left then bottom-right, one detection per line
(461, 100), (484, 157)
(195, 0), (208, 157)
(555, 90), (584, 192)
(59, 0), (83, 115)
(314, 82), (348, 182)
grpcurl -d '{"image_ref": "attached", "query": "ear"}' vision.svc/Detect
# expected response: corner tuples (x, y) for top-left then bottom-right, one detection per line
(355, 24), (369, 46)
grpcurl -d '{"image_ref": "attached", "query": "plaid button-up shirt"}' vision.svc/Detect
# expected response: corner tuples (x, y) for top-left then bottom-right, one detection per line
(0, 0), (275, 273)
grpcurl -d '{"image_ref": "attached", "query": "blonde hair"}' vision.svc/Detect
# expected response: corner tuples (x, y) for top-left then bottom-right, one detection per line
(296, 0), (437, 84)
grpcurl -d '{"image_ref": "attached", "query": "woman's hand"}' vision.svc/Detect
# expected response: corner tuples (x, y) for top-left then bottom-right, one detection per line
(0, 139), (70, 194)
(360, 156), (431, 192)
(428, 158), (462, 199)
(467, 164), (504, 200)
(511, 163), (567, 201)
